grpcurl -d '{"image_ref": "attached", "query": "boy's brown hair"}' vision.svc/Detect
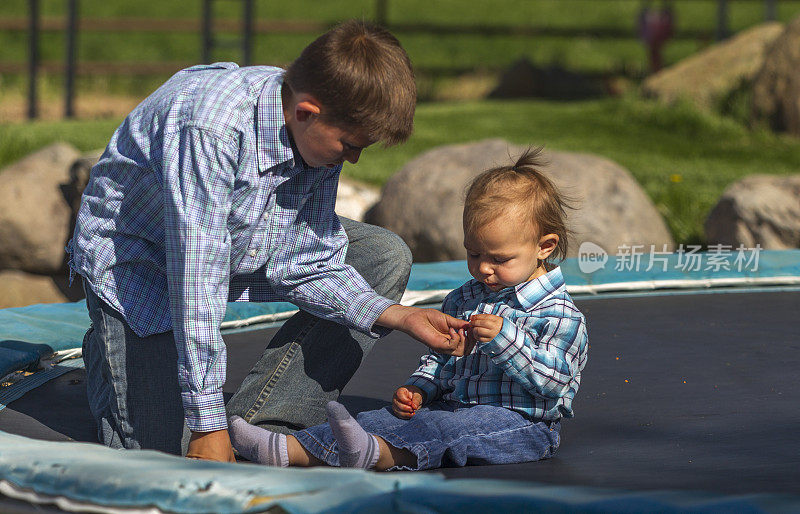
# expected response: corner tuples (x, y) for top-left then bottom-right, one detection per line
(464, 147), (573, 263)
(284, 19), (416, 146)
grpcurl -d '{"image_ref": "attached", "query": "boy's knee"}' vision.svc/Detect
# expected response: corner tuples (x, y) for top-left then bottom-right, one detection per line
(347, 224), (411, 300)
(375, 230), (412, 301)
(382, 228), (412, 274)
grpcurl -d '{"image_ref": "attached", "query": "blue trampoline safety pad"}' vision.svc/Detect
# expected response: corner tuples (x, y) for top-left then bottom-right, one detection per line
(1, 250), (799, 380)
(1, 430), (797, 514)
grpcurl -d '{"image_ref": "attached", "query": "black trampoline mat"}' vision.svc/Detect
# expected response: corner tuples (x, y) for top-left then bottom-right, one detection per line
(2, 290), (798, 496)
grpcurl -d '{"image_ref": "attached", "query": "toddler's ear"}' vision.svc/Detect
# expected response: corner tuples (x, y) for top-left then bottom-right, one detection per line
(537, 233), (560, 260)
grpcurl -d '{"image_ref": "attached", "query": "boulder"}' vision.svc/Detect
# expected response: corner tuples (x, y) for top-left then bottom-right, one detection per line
(705, 174), (800, 249)
(0, 270), (69, 309)
(642, 22), (784, 110)
(0, 143), (80, 274)
(751, 16), (800, 136)
(365, 139), (674, 262)
(334, 176), (380, 222)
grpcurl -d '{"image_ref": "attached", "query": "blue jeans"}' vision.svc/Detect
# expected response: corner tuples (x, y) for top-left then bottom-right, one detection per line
(292, 402), (561, 470)
(83, 282), (188, 454)
(82, 218), (412, 453)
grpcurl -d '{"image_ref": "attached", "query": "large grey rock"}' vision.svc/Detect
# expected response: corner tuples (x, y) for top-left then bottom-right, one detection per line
(751, 16), (800, 136)
(0, 270), (68, 309)
(642, 22), (784, 110)
(366, 139), (674, 262)
(705, 174), (800, 249)
(0, 143), (81, 274)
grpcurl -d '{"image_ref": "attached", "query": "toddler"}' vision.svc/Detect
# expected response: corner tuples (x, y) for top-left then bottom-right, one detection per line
(229, 147), (588, 470)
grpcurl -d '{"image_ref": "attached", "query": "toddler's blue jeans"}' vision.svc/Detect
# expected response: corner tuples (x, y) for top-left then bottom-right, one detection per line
(292, 401), (561, 470)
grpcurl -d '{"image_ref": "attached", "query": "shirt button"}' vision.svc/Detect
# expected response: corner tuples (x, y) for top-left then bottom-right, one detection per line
(248, 249), (257, 257)
(262, 214), (269, 222)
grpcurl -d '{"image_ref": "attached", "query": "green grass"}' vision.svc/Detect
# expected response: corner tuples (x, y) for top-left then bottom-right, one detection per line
(0, 118), (119, 164)
(3, 97), (799, 246)
(348, 98), (800, 246)
(3, 0), (800, 97)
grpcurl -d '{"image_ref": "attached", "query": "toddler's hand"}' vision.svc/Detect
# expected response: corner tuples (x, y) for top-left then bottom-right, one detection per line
(469, 313), (503, 343)
(392, 385), (424, 419)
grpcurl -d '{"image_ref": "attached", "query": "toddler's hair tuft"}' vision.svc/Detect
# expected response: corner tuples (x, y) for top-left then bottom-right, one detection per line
(464, 147), (575, 263)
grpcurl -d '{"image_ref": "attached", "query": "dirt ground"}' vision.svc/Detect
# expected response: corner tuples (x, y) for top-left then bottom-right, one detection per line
(1, 91), (143, 122)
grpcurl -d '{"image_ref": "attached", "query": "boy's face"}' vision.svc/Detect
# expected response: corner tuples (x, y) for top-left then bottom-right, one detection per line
(294, 117), (372, 169)
(463, 217), (555, 292)
(285, 95), (373, 169)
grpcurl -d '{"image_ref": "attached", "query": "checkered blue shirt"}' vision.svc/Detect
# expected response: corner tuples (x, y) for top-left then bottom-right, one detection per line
(405, 266), (588, 421)
(69, 63), (394, 431)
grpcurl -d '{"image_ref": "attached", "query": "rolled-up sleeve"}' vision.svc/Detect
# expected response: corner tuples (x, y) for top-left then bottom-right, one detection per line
(264, 170), (394, 337)
(162, 126), (236, 432)
(404, 352), (449, 403)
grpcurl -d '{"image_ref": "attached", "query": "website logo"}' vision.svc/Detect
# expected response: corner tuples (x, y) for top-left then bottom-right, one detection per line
(578, 242), (608, 274)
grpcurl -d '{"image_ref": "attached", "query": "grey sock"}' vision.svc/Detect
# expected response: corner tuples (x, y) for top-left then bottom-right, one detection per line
(326, 401), (380, 469)
(228, 415), (289, 467)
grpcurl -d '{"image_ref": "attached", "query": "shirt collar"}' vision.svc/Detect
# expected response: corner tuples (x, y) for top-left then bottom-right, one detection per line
(512, 265), (566, 311)
(256, 70), (297, 174)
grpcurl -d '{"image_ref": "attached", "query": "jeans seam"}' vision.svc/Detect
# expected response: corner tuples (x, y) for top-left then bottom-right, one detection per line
(445, 420), (542, 448)
(244, 317), (318, 421)
(96, 301), (132, 443)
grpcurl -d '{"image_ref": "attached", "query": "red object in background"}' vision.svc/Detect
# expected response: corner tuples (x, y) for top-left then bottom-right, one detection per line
(638, 2), (675, 73)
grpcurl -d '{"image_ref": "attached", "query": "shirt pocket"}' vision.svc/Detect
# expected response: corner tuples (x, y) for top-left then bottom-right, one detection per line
(265, 191), (315, 252)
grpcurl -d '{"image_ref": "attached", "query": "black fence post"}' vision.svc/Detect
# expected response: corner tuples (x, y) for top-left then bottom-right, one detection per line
(715, 0), (729, 41)
(202, 0), (212, 63)
(765, 0), (777, 21)
(376, 0), (388, 26)
(243, 0), (254, 66)
(28, 0), (39, 120)
(65, 0), (78, 118)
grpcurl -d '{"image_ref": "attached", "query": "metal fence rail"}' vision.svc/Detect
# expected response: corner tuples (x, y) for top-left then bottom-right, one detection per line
(6, 0), (792, 120)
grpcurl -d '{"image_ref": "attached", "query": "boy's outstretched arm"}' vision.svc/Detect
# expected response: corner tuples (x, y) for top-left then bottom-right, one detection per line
(377, 305), (471, 356)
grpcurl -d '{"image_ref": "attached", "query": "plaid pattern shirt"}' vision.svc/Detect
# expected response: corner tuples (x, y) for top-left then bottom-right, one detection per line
(405, 266), (588, 420)
(69, 63), (394, 431)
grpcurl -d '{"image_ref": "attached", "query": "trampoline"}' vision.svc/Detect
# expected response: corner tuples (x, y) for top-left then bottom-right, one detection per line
(1, 252), (799, 513)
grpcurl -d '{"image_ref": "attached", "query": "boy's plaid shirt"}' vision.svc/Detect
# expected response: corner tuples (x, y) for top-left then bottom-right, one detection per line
(69, 63), (393, 431)
(405, 267), (588, 420)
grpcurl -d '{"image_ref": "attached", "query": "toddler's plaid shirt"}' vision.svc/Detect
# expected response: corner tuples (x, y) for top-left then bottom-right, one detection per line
(406, 267), (588, 420)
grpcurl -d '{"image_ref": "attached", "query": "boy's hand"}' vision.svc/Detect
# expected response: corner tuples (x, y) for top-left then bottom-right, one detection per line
(377, 305), (471, 356)
(392, 385), (425, 419)
(469, 313), (503, 343)
(186, 429), (236, 462)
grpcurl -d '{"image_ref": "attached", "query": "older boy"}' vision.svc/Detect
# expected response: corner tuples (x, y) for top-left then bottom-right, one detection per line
(70, 20), (468, 462)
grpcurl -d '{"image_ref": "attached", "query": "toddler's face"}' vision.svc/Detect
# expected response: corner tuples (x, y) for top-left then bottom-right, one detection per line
(463, 218), (548, 292)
